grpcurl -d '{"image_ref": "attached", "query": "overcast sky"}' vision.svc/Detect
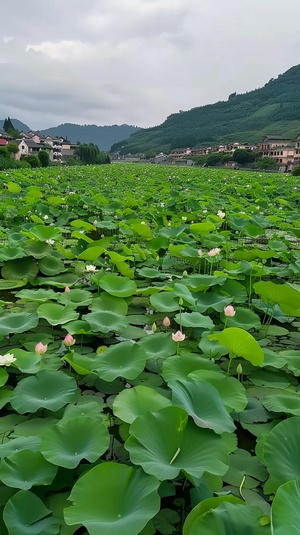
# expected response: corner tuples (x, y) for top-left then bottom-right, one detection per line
(1, 0), (300, 130)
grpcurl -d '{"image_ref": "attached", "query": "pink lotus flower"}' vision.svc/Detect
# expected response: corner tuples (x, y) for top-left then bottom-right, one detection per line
(198, 249), (203, 256)
(35, 342), (48, 355)
(163, 316), (171, 327)
(207, 247), (221, 257)
(64, 334), (76, 347)
(172, 331), (186, 342)
(224, 305), (236, 317)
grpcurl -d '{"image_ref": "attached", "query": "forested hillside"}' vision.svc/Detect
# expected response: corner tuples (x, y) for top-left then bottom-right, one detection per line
(111, 65), (300, 155)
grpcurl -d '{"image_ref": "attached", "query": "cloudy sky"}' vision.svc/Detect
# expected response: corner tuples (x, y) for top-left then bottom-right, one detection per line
(1, 0), (300, 130)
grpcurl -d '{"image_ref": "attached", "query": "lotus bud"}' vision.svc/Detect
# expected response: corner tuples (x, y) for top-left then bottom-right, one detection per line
(179, 297), (184, 306)
(64, 285), (71, 293)
(35, 342), (48, 355)
(152, 322), (157, 333)
(237, 363), (243, 375)
(224, 304), (236, 317)
(64, 334), (76, 347)
(182, 270), (188, 276)
(163, 316), (171, 327)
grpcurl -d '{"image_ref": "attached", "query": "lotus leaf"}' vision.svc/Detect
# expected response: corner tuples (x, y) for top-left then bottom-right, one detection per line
(64, 462), (160, 535)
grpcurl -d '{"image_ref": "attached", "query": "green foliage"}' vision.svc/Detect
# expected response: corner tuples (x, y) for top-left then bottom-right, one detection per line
(0, 164), (299, 534)
(22, 155), (40, 168)
(292, 166), (300, 176)
(74, 143), (110, 164)
(38, 150), (50, 167)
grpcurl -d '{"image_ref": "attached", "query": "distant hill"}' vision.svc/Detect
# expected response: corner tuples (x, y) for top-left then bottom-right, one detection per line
(41, 123), (140, 152)
(111, 64), (300, 155)
(0, 119), (30, 132)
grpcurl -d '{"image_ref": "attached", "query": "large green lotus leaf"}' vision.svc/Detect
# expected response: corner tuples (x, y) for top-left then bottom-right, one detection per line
(223, 307), (262, 331)
(0, 436), (41, 459)
(37, 303), (79, 325)
(279, 350), (300, 376)
(131, 223), (153, 239)
(64, 462), (160, 535)
(33, 273), (80, 288)
(125, 406), (228, 480)
(220, 279), (248, 304)
(10, 370), (79, 414)
(162, 352), (219, 383)
(189, 370), (247, 413)
(98, 274), (137, 297)
(0, 390), (12, 409)
(253, 281), (300, 311)
(190, 221), (216, 235)
(183, 496), (245, 535)
(63, 399), (105, 421)
(209, 328), (264, 366)
(12, 418), (58, 439)
(199, 331), (229, 359)
(170, 379), (236, 434)
(136, 267), (170, 279)
(40, 417), (109, 468)
(93, 341), (147, 381)
(70, 219), (95, 231)
(0, 245), (26, 261)
(175, 311), (214, 330)
(113, 386), (171, 423)
(15, 288), (58, 302)
(195, 292), (232, 313)
(271, 480), (300, 535)
(77, 245), (105, 261)
(2, 258), (39, 280)
(63, 351), (99, 375)
(38, 256), (66, 276)
(0, 311), (39, 335)
(22, 224), (62, 242)
(262, 393), (300, 416)
(11, 348), (41, 374)
(58, 289), (93, 308)
(138, 333), (177, 360)
(46, 493), (78, 535)
(252, 299), (291, 323)
(3, 490), (60, 535)
(0, 450), (57, 490)
(90, 293), (128, 315)
(61, 320), (93, 335)
(173, 283), (197, 307)
(181, 274), (226, 292)
(188, 502), (269, 535)
(0, 368), (8, 387)
(223, 449), (268, 490)
(150, 291), (180, 312)
(0, 279), (27, 290)
(24, 240), (52, 258)
(82, 310), (128, 333)
(264, 417), (300, 484)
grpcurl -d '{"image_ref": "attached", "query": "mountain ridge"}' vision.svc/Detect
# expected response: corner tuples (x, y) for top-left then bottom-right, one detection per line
(110, 64), (300, 155)
(0, 120), (140, 152)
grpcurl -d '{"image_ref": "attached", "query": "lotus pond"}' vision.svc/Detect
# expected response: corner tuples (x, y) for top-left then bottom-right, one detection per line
(0, 163), (300, 534)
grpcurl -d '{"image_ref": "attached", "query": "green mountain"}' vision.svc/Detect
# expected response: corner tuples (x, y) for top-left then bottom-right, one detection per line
(41, 123), (140, 152)
(111, 65), (300, 155)
(0, 119), (30, 132)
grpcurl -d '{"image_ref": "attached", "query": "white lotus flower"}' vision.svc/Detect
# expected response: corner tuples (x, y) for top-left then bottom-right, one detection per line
(0, 353), (16, 366)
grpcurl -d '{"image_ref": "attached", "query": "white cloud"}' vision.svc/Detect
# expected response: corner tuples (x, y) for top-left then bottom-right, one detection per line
(0, 0), (300, 129)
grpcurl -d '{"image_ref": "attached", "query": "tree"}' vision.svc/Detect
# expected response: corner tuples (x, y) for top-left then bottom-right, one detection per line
(3, 117), (20, 139)
(74, 143), (110, 165)
(22, 155), (40, 168)
(232, 149), (256, 165)
(3, 117), (15, 133)
(206, 154), (221, 167)
(38, 150), (50, 167)
(6, 143), (19, 158)
(0, 147), (9, 158)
